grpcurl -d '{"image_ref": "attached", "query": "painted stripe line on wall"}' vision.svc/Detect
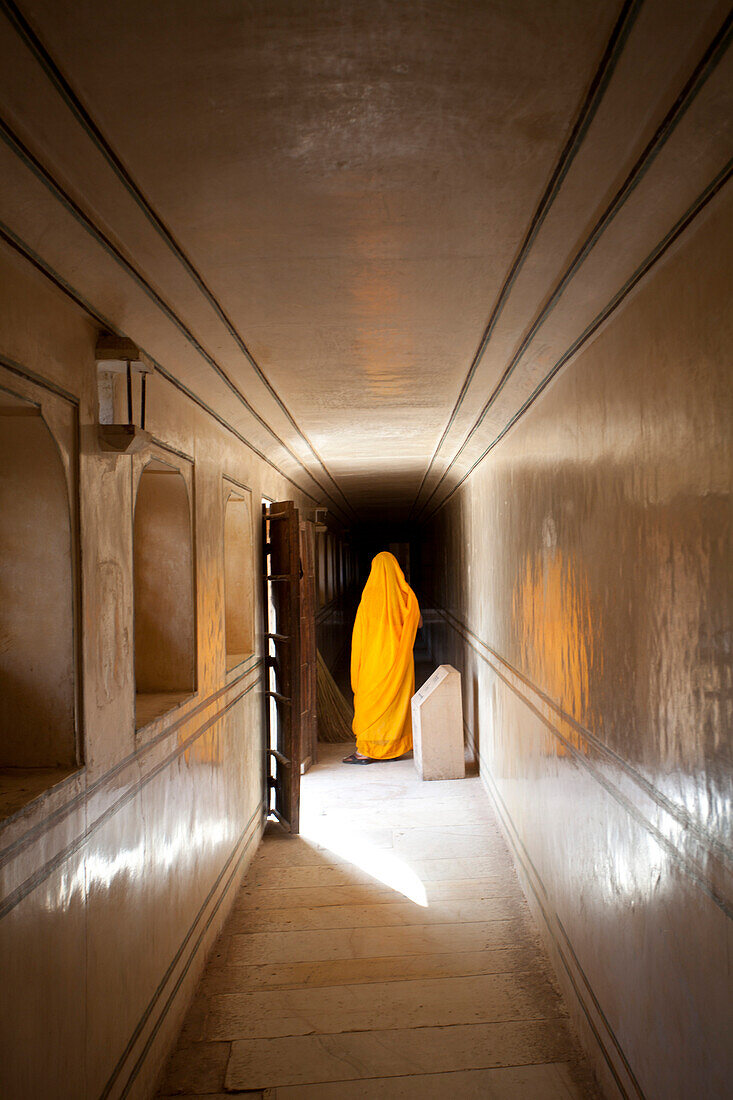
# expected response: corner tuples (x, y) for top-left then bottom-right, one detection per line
(426, 158), (733, 519)
(410, 0), (643, 517)
(100, 804), (261, 1099)
(465, 722), (644, 1100)
(0, 117), (350, 522)
(0, 0), (356, 521)
(0, 681), (259, 920)
(437, 610), (733, 920)
(0, 657), (262, 869)
(439, 606), (732, 866)
(118, 810), (263, 1099)
(419, 11), (733, 519)
(0, 349), (79, 405)
(0, 223), (322, 503)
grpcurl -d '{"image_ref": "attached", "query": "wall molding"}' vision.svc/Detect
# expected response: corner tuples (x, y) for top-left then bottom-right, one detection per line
(411, 0), (643, 516)
(436, 607), (733, 921)
(0, 665), (262, 917)
(0, 113), (352, 521)
(464, 719), (643, 1100)
(101, 802), (262, 1099)
(420, 8), (733, 519)
(426, 160), (732, 518)
(0, 349), (79, 405)
(0, 220), (321, 503)
(0, 656), (261, 867)
(315, 597), (345, 624)
(0, 0), (355, 522)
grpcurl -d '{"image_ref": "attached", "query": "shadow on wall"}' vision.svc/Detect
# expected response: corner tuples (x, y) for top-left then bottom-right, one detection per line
(133, 459), (196, 729)
(0, 396), (76, 769)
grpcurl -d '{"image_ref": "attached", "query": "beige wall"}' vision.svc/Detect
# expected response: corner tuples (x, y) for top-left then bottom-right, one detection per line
(0, 405), (76, 767)
(0, 241), (313, 1099)
(223, 488), (255, 666)
(133, 465), (196, 694)
(424, 190), (732, 1099)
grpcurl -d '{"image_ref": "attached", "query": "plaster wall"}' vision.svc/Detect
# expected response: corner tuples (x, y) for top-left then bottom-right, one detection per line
(0, 241), (313, 1099)
(424, 190), (732, 1099)
(223, 491), (255, 666)
(0, 408), (76, 767)
(133, 466), (196, 694)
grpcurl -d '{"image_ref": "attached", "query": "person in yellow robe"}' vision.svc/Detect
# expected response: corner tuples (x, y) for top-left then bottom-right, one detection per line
(343, 551), (421, 764)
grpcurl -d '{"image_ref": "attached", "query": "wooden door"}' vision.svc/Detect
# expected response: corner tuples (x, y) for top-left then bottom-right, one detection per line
(262, 500), (301, 833)
(299, 518), (317, 772)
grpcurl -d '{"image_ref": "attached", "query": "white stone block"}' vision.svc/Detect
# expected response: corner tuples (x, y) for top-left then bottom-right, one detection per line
(411, 665), (465, 781)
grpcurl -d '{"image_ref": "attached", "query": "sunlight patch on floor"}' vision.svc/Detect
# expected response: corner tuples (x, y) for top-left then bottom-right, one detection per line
(299, 811), (428, 907)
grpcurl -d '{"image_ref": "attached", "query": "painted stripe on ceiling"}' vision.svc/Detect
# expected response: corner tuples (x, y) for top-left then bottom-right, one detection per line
(0, 0), (356, 520)
(0, 116), (352, 521)
(0, 349), (79, 405)
(425, 158), (732, 519)
(418, 9), (733, 519)
(410, 0), (644, 517)
(0, 222), (323, 504)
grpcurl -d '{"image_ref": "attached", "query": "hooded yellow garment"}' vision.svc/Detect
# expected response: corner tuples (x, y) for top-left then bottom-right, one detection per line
(351, 552), (421, 759)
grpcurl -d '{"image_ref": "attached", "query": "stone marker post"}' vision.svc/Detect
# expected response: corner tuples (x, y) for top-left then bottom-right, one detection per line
(411, 665), (465, 781)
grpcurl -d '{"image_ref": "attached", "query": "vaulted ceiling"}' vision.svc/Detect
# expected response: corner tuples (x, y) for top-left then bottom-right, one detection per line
(1, 0), (731, 520)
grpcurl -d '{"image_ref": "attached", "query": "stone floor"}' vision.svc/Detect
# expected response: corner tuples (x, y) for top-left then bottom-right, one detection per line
(157, 743), (600, 1099)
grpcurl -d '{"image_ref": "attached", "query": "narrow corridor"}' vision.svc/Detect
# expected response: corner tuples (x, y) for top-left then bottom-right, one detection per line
(1, 2), (730, 1095)
(158, 745), (598, 1098)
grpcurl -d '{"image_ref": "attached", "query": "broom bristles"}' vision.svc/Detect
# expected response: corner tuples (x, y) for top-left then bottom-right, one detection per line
(317, 649), (355, 743)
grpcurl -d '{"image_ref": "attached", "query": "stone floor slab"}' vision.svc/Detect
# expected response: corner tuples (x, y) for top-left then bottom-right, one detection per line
(227, 918), (532, 965)
(228, 894), (522, 932)
(224, 1019), (575, 1090)
(234, 876), (522, 910)
(199, 944), (550, 994)
(271, 1062), (591, 1099)
(204, 972), (566, 1040)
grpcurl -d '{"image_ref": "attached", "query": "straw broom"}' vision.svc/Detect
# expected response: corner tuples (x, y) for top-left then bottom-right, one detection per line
(317, 650), (355, 743)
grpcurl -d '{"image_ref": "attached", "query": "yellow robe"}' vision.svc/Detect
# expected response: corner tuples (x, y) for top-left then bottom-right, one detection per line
(351, 552), (421, 759)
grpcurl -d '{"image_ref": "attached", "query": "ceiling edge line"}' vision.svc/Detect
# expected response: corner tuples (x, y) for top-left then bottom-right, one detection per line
(0, 117), (351, 522)
(0, 0), (357, 521)
(408, 0), (643, 519)
(0, 220), (330, 507)
(422, 161), (732, 523)
(416, 7), (733, 522)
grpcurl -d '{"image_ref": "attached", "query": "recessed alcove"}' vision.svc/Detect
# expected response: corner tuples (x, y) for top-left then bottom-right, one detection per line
(0, 390), (78, 817)
(133, 458), (196, 729)
(223, 482), (254, 671)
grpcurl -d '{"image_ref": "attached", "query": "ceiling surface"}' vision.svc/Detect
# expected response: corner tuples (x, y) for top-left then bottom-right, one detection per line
(1, 0), (731, 519)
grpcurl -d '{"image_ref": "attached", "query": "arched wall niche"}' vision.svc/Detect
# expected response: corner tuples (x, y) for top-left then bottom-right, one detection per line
(133, 454), (196, 729)
(223, 480), (254, 672)
(0, 384), (77, 786)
